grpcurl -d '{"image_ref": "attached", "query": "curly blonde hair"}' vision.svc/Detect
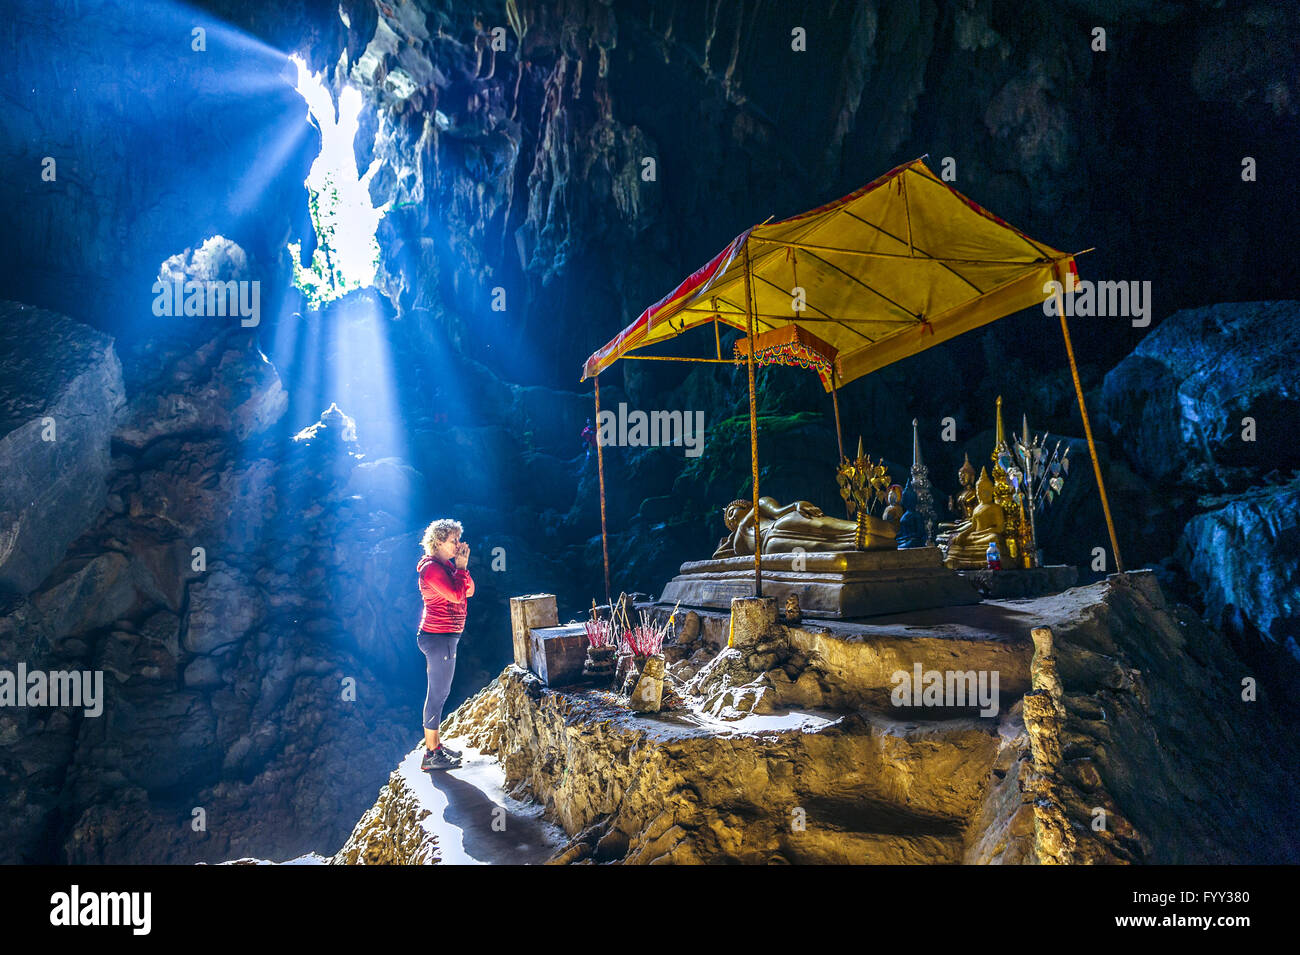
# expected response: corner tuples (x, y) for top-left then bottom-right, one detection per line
(421, 518), (464, 555)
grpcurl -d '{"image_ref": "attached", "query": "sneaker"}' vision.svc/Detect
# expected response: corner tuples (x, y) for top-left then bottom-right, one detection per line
(421, 747), (460, 772)
(439, 742), (463, 760)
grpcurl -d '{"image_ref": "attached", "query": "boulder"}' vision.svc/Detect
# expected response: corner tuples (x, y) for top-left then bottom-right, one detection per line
(1177, 476), (1300, 661)
(128, 440), (275, 550)
(115, 238), (286, 449)
(115, 331), (287, 450)
(183, 656), (225, 689)
(332, 766), (441, 865)
(28, 552), (139, 641)
(1099, 301), (1300, 489)
(0, 302), (124, 594)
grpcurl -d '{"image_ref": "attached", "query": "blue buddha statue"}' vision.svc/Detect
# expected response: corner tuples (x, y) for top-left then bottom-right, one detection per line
(897, 482), (926, 549)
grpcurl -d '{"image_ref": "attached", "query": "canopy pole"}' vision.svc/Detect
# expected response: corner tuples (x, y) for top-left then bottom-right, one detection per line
(712, 298), (722, 359)
(830, 366), (845, 462)
(743, 240), (762, 597)
(594, 375), (612, 607)
(830, 365), (848, 516)
(1053, 285), (1124, 575)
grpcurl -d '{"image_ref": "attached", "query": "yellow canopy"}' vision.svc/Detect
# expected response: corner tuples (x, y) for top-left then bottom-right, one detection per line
(581, 157), (1080, 391)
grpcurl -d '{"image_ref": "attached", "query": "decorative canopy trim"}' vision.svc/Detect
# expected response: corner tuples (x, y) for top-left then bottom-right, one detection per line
(733, 324), (838, 385)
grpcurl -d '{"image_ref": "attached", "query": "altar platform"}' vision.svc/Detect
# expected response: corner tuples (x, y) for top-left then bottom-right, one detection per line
(658, 546), (980, 619)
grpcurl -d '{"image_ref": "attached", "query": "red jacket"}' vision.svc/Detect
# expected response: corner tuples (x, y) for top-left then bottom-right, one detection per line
(417, 555), (475, 633)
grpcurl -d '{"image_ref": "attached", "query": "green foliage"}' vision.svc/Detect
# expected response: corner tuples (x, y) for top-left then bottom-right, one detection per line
(674, 410), (831, 529)
(292, 171), (351, 308)
(680, 410), (821, 481)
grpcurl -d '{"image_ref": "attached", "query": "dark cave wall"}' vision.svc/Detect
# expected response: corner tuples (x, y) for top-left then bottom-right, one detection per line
(402, 0), (1299, 384)
(6, 0), (1294, 379)
(0, 303), (423, 864)
(5, 0), (1292, 580)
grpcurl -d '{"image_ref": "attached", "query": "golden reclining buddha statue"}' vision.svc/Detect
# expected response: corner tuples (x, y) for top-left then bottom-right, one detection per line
(711, 496), (897, 559)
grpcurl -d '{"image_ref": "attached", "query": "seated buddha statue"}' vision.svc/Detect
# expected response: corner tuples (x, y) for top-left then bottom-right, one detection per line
(941, 468), (1007, 569)
(882, 484), (904, 525)
(712, 496), (896, 559)
(936, 453), (979, 548)
(896, 483), (926, 549)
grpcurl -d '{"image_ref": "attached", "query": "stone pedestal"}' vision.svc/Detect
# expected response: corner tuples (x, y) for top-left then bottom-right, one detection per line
(510, 594), (558, 671)
(729, 596), (778, 647)
(659, 548), (979, 620)
(629, 655), (665, 712)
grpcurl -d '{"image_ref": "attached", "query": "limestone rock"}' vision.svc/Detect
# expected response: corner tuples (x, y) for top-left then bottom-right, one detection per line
(183, 566), (263, 655)
(28, 552), (138, 642)
(701, 674), (778, 721)
(628, 655), (665, 712)
(332, 768), (440, 865)
(114, 331), (287, 449)
(0, 302), (124, 594)
(683, 647), (754, 700)
(439, 677), (508, 755)
(482, 667), (1001, 863)
(1099, 301), (1300, 489)
(0, 386), (421, 863)
(182, 656), (224, 689)
(127, 441), (275, 550)
(1177, 476), (1300, 662)
(349, 572), (1300, 865)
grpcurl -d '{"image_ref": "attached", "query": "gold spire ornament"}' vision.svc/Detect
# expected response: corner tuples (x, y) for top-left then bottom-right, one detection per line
(1014, 413), (1039, 567)
(836, 436), (893, 549)
(989, 396), (1022, 563)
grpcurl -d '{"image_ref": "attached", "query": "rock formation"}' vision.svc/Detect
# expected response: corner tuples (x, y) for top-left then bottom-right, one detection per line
(1101, 301), (1300, 676)
(340, 572), (1300, 864)
(333, 767), (442, 866)
(0, 305), (417, 863)
(0, 303), (124, 594)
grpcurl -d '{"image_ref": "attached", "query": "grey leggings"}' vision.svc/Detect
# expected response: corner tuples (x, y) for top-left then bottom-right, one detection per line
(417, 632), (461, 730)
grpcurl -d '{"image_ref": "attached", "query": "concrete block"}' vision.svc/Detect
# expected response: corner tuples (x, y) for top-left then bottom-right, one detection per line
(510, 594), (557, 670)
(528, 625), (587, 686)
